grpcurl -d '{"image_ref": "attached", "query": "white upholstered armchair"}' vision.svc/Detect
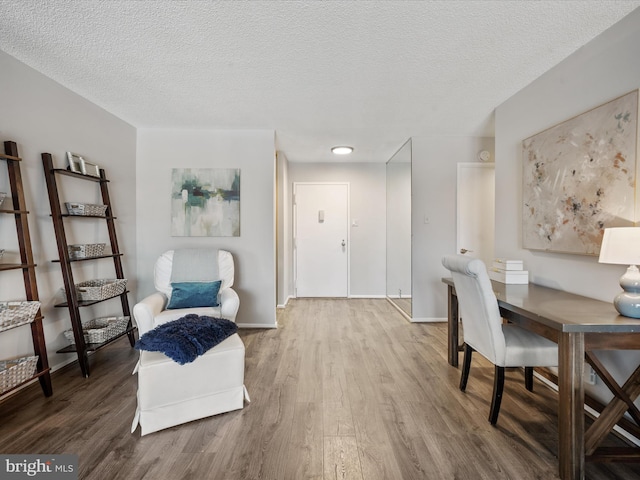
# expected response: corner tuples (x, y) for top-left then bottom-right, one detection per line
(131, 248), (247, 436)
(133, 249), (240, 336)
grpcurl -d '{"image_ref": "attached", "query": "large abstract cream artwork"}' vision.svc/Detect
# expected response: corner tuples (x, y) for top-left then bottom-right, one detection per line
(522, 90), (638, 255)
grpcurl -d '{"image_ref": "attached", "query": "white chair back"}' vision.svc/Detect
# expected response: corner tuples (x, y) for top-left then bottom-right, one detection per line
(442, 254), (506, 365)
(153, 249), (235, 298)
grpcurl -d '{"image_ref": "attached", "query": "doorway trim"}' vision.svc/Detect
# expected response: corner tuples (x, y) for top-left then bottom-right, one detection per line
(456, 162), (495, 266)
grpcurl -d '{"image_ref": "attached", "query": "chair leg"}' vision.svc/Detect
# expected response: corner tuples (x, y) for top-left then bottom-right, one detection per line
(459, 343), (473, 392)
(489, 365), (505, 425)
(525, 367), (534, 392)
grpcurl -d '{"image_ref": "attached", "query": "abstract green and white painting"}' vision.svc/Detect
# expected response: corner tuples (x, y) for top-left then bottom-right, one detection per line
(171, 168), (240, 236)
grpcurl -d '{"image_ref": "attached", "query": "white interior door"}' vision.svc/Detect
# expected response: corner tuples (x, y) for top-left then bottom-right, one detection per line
(294, 183), (349, 297)
(457, 163), (495, 265)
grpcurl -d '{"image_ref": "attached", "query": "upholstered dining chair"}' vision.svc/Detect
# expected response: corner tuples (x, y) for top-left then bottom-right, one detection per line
(441, 254), (558, 425)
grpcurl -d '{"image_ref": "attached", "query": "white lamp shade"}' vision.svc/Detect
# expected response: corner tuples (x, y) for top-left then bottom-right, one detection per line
(599, 227), (640, 265)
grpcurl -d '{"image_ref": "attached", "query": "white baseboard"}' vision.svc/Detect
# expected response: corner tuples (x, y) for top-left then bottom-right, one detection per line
(237, 322), (278, 329)
(282, 295), (387, 301)
(410, 317), (446, 323)
(277, 295), (295, 309)
(50, 355), (81, 372)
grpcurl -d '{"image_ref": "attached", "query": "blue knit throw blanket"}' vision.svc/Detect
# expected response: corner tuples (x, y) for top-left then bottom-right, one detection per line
(135, 314), (237, 364)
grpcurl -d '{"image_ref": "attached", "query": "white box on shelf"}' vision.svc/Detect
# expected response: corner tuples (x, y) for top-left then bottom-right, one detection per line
(493, 258), (524, 271)
(489, 268), (529, 284)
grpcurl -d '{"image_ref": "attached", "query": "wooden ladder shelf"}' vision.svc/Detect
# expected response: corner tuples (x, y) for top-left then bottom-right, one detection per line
(42, 153), (135, 377)
(0, 141), (52, 397)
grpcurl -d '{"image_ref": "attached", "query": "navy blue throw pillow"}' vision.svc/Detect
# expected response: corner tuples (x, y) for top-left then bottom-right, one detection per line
(135, 314), (237, 364)
(167, 281), (221, 309)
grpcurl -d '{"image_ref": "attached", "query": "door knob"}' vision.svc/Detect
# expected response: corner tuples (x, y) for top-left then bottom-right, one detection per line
(460, 248), (473, 254)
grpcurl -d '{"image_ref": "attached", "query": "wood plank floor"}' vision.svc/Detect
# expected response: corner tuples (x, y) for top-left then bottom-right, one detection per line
(2, 298), (640, 479)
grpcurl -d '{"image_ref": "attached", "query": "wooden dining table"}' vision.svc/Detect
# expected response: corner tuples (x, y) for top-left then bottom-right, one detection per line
(442, 277), (640, 480)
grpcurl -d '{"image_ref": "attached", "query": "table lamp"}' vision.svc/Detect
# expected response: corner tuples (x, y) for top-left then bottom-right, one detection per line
(598, 227), (640, 318)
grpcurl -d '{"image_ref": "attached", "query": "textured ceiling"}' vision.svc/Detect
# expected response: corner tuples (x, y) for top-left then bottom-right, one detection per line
(0, 1), (639, 163)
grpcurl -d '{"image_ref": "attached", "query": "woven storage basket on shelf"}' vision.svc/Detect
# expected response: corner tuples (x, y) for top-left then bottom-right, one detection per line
(67, 243), (106, 260)
(65, 278), (127, 302)
(64, 202), (108, 217)
(63, 316), (129, 345)
(0, 301), (40, 332)
(0, 355), (38, 395)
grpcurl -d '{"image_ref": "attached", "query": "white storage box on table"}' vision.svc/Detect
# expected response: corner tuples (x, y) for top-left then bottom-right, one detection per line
(489, 258), (528, 284)
(0, 355), (38, 394)
(64, 316), (130, 345)
(493, 259), (524, 271)
(64, 202), (108, 217)
(64, 278), (127, 301)
(132, 332), (249, 436)
(0, 301), (40, 332)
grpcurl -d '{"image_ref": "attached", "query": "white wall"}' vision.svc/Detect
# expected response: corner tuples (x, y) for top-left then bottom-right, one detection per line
(0, 50), (137, 371)
(411, 136), (494, 321)
(494, 8), (640, 406)
(136, 129), (276, 328)
(288, 163), (386, 297)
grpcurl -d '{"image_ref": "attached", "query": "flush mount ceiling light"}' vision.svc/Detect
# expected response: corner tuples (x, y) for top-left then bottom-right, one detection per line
(331, 146), (354, 155)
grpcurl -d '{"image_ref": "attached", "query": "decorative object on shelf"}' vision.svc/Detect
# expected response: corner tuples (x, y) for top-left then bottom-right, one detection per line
(0, 191), (6, 207)
(63, 316), (130, 345)
(598, 227), (640, 318)
(0, 355), (39, 395)
(64, 202), (108, 216)
(0, 249), (4, 260)
(0, 301), (41, 332)
(522, 90), (638, 255)
(64, 278), (127, 302)
(67, 243), (106, 260)
(171, 168), (240, 237)
(80, 158), (101, 177)
(66, 152), (84, 173)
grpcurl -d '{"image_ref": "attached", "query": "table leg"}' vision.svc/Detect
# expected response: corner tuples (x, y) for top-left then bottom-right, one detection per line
(558, 332), (585, 480)
(584, 356), (640, 456)
(447, 285), (459, 367)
